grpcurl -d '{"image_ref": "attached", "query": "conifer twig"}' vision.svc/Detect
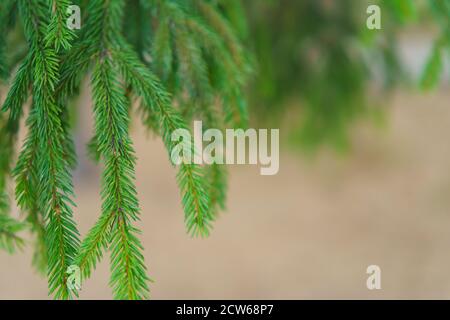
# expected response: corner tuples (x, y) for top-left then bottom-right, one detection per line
(17, 0), (80, 299)
(113, 44), (214, 236)
(75, 0), (150, 299)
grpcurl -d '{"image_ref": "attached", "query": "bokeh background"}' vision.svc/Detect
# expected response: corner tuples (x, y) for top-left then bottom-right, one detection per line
(1, 0), (450, 299)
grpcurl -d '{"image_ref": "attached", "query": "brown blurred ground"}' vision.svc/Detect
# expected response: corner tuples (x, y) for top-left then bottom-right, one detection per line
(1, 90), (450, 299)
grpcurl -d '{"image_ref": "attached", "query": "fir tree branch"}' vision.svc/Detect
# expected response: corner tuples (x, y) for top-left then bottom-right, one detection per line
(12, 106), (46, 273)
(151, 0), (250, 127)
(184, 16), (249, 127)
(151, 9), (173, 82)
(155, 1), (212, 106)
(90, 56), (150, 299)
(207, 164), (228, 216)
(1, 55), (32, 121)
(75, 0), (150, 299)
(201, 108), (228, 217)
(75, 208), (113, 280)
(1, 0), (252, 299)
(56, 44), (94, 99)
(18, 0), (80, 299)
(196, 0), (245, 67)
(113, 43), (214, 237)
(0, 45), (31, 258)
(0, 114), (20, 242)
(0, 116), (20, 199)
(46, 0), (76, 51)
(0, 212), (26, 254)
(61, 106), (78, 170)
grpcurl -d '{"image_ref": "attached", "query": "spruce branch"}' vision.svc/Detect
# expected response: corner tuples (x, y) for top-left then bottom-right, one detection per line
(0, 116), (28, 260)
(90, 56), (150, 299)
(195, 0), (245, 67)
(207, 163), (228, 217)
(151, 11), (173, 82)
(151, 0), (250, 127)
(46, 0), (76, 51)
(201, 108), (228, 217)
(0, 43), (33, 261)
(1, 0), (251, 299)
(0, 114), (25, 256)
(11, 106), (47, 273)
(0, 213), (26, 254)
(1, 55), (32, 121)
(17, 0), (80, 299)
(75, 0), (150, 299)
(75, 207), (113, 280)
(113, 44), (214, 237)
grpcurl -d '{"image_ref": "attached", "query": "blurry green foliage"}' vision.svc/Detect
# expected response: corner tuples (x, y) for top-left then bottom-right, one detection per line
(244, 0), (449, 151)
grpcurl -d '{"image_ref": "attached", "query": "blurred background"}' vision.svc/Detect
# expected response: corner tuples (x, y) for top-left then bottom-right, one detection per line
(1, 0), (450, 299)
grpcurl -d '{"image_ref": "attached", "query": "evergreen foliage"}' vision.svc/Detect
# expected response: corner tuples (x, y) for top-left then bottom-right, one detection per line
(0, 0), (448, 300)
(246, 0), (449, 151)
(0, 0), (249, 299)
